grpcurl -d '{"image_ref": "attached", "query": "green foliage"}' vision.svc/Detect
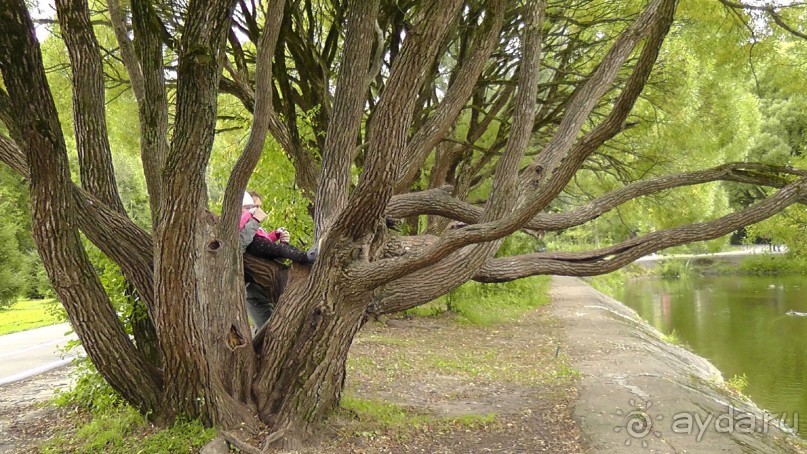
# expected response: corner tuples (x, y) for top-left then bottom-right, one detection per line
(0, 226), (28, 309)
(659, 259), (695, 280)
(745, 206), (807, 258)
(726, 373), (749, 395)
(341, 396), (432, 429)
(407, 276), (551, 326)
(0, 168), (33, 308)
(28, 253), (56, 299)
(549, 359), (582, 381)
(112, 152), (152, 229)
(543, 0), (807, 259)
(134, 418), (216, 453)
(738, 255), (807, 275)
(0, 298), (60, 334)
(42, 405), (216, 454)
(48, 357), (216, 453)
(84, 244), (134, 318)
(54, 358), (124, 414)
(495, 231), (546, 257)
(662, 329), (682, 346)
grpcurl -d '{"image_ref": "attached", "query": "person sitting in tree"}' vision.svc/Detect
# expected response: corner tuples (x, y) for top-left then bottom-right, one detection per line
(239, 191), (316, 330)
(239, 191), (317, 264)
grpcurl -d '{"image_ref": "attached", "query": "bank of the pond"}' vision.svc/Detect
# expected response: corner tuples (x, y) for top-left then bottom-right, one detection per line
(549, 276), (805, 453)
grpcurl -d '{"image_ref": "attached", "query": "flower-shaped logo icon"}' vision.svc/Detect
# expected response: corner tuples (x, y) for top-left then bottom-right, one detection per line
(613, 399), (664, 448)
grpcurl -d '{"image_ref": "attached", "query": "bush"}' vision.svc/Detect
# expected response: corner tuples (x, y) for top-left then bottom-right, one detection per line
(53, 358), (124, 414)
(739, 255), (807, 275)
(658, 259), (695, 280)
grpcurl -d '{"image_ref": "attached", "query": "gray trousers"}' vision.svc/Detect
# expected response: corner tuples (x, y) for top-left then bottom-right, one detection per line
(245, 282), (274, 331)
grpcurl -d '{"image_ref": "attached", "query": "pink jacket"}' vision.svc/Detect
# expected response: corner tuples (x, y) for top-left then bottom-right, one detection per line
(239, 210), (281, 242)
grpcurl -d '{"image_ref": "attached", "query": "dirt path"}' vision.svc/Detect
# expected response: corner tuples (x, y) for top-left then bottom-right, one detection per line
(550, 276), (805, 453)
(1, 306), (585, 453)
(320, 307), (586, 453)
(0, 366), (74, 454)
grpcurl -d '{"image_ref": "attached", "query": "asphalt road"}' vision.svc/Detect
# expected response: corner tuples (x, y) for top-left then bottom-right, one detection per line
(0, 323), (78, 386)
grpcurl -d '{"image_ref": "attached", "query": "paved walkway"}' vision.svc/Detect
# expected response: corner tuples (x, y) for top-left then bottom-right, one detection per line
(635, 245), (787, 263)
(549, 276), (803, 453)
(0, 323), (78, 386)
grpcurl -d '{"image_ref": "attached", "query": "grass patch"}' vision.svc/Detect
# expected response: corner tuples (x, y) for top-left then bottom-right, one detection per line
(347, 352), (414, 379)
(43, 359), (216, 453)
(406, 276), (552, 326)
(659, 259), (697, 280)
(40, 405), (216, 454)
(725, 373), (749, 395)
(339, 395), (497, 440)
(546, 357), (581, 381)
(0, 298), (60, 334)
(426, 349), (501, 379)
(662, 329), (683, 346)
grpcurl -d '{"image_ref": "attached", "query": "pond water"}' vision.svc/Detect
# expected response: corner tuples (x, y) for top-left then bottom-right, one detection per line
(617, 274), (807, 437)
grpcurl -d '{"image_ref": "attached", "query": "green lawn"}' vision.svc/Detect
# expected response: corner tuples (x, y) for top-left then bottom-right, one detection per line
(0, 298), (61, 335)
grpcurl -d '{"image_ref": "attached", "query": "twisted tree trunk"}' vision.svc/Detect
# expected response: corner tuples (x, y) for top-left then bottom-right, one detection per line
(2, 0), (807, 449)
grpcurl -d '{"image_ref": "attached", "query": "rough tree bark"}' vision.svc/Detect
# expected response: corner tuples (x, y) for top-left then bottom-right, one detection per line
(0, 0), (162, 414)
(1, 0), (806, 448)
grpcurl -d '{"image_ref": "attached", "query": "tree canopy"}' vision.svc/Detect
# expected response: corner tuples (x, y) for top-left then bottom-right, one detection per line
(0, 0), (806, 446)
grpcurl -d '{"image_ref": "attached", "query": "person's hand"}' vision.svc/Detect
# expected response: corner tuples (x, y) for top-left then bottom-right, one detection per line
(252, 208), (268, 222)
(276, 227), (291, 243)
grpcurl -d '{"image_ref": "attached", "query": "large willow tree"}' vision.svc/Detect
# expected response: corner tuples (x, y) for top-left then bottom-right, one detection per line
(0, 0), (805, 446)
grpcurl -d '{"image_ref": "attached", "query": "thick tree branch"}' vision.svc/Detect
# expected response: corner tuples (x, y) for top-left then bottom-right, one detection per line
(328, 0), (464, 243)
(482, 0), (544, 221)
(371, 175), (807, 313)
(350, 0), (547, 288)
(56, 0), (126, 214)
(0, 133), (27, 176)
(370, 0), (679, 279)
(107, 0), (145, 101)
(314, 0), (381, 239)
(221, 0), (287, 235)
(132, 0), (171, 227)
(154, 0), (258, 427)
(557, 0), (676, 164)
(386, 163), (807, 232)
(475, 177), (807, 282)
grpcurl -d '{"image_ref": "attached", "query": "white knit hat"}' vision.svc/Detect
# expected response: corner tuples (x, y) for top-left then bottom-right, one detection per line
(242, 191), (254, 207)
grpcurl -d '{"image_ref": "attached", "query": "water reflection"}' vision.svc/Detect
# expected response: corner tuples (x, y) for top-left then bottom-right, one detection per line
(618, 274), (807, 437)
